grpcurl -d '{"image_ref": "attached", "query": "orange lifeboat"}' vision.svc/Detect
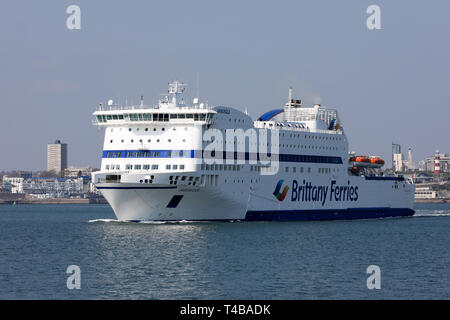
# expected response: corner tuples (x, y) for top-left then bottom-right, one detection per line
(355, 156), (370, 163)
(370, 157), (385, 165)
(349, 156), (356, 162)
(350, 166), (359, 174)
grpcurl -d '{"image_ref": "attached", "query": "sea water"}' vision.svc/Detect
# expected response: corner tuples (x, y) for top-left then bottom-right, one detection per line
(0, 203), (449, 299)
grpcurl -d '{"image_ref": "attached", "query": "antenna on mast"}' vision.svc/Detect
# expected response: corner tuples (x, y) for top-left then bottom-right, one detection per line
(289, 87), (293, 104)
(167, 80), (186, 107)
(196, 72), (200, 99)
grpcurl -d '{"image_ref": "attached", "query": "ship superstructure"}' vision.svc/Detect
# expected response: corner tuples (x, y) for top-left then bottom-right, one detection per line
(92, 81), (415, 221)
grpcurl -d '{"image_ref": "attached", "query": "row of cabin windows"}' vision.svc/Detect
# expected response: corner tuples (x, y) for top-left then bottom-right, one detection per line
(278, 144), (338, 150)
(285, 167), (311, 173)
(97, 113), (212, 123)
(104, 164), (186, 171)
(200, 164), (334, 174)
(122, 164), (185, 170)
(318, 168), (332, 174)
(105, 150), (187, 158)
(218, 140), (339, 151)
(201, 164), (241, 171)
(109, 138), (186, 144)
(169, 175), (201, 186)
(105, 165), (120, 170)
(284, 167), (337, 173)
(124, 127), (188, 132)
(281, 132), (343, 141)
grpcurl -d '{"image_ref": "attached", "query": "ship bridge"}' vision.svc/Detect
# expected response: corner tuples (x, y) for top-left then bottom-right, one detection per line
(93, 81), (216, 127)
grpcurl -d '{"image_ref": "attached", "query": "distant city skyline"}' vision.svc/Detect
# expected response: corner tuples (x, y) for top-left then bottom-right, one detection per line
(1, 0), (449, 170)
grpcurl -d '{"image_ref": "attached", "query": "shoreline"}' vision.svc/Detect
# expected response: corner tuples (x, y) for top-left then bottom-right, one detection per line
(0, 198), (107, 205)
(414, 198), (450, 204)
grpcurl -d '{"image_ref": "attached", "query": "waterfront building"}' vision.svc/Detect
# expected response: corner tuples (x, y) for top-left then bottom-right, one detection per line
(2, 177), (25, 193)
(1, 177), (85, 198)
(392, 143), (401, 169)
(424, 152), (449, 173)
(414, 187), (437, 199)
(407, 147), (414, 170)
(47, 140), (68, 173)
(64, 166), (93, 178)
(393, 153), (403, 172)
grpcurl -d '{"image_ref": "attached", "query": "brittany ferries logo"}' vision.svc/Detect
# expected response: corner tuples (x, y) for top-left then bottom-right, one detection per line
(273, 180), (289, 201)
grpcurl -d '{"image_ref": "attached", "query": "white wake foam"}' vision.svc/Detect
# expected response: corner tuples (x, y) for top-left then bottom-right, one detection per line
(413, 210), (450, 217)
(88, 219), (207, 224)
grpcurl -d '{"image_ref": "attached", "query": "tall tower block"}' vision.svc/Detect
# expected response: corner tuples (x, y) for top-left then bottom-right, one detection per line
(408, 147), (414, 170)
(47, 139), (68, 173)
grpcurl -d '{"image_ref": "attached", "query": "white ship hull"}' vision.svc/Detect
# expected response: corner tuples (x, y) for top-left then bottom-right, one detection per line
(97, 173), (414, 221)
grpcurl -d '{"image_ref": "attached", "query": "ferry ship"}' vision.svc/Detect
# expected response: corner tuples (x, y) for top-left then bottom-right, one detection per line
(92, 81), (415, 221)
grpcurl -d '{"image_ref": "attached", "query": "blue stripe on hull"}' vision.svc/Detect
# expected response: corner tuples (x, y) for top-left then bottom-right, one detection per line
(244, 207), (415, 221)
(96, 186), (176, 190)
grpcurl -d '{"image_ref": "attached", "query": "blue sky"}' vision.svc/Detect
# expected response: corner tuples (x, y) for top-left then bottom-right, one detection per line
(0, 0), (449, 170)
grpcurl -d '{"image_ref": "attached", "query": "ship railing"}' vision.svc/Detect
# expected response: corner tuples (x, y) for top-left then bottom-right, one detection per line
(96, 104), (213, 112)
(254, 122), (343, 134)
